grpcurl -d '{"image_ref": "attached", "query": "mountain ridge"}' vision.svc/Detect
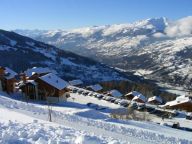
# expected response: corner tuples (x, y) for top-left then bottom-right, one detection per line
(14, 17), (192, 89)
(0, 29), (126, 84)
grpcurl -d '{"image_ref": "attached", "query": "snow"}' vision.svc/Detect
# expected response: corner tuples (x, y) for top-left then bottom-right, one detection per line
(148, 96), (163, 104)
(15, 16), (192, 88)
(132, 94), (146, 102)
(127, 91), (146, 102)
(0, 92), (192, 143)
(25, 67), (52, 77)
(20, 80), (37, 86)
(127, 91), (143, 97)
(4, 67), (17, 79)
(87, 84), (103, 92)
(165, 95), (192, 107)
(39, 73), (69, 90)
(69, 79), (83, 86)
(61, 58), (77, 66)
(108, 89), (123, 97)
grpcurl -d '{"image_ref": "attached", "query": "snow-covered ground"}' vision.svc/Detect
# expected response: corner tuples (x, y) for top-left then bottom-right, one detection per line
(0, 91), (192, 144)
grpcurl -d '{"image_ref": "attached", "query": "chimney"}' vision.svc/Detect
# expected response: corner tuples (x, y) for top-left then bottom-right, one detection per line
(0, 67), (5, 77)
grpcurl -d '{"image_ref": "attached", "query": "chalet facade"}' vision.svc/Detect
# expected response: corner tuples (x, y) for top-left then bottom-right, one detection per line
(148, 96), (163, 105)
(164, 95), (192, 112)
(20, 72), (69, 103)
(0, 66), (17, 93)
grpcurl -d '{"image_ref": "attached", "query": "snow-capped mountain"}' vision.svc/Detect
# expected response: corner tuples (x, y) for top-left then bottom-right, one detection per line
(0, 29), (126, 83)
(15, 16), (192, 88)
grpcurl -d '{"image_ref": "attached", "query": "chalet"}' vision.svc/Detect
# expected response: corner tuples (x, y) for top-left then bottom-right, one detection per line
(87, 84), (103, 92)
(107, 89), (123, 97)
(24, 67), (52, 80)
(148, 96), (163, 105)
(69, 79), (83, 86)
(132, 94), (146, 103)
(0, 66), (17, 93)
(125, 91), (142, 100)
(164, 95), (192, 112)
(19, 80), (38, 100)
(20, 73), (69, 103)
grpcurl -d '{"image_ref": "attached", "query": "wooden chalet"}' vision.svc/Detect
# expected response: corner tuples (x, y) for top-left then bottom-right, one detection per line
(20, 73), (69, 103)
(164, 95), (192, 112)
(125, 91), (142, 100)
(0, 66), (17, 93)
(132, 94), (146, 103)
(148, 96), (163, 105)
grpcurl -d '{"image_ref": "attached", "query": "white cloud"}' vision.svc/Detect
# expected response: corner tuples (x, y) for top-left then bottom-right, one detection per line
(153, 32), (166, 38)
(165, 16), (192, 37)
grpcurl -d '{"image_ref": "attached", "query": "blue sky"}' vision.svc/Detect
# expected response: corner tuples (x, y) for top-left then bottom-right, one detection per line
(0, 0), (192, 30)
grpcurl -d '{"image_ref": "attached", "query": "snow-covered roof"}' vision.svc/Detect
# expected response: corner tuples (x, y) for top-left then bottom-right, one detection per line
(165, 95), (192, 107)
(88, 84), (103, 92)
(126, 91), (142, 97)
(148, 96), (163, 103)
(132, 92), (146, 102)
(39, 73), (69, 90)
(108, 89), (122, 97)
(27, 80), (37, 86)
(25, 67), (52, 77)
(69, 79), (83, 86)
(4, 67), (17, 79)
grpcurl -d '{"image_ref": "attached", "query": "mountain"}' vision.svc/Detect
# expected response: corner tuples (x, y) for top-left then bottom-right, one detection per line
(0, 29), (126, 84)
(14, 17), (192, 89)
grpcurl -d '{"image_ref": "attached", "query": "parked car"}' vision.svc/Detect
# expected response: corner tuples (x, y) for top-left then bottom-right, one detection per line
(119, 100), (129, 107)
(96, 94), (104, 99)
(93, 93), (98, 97)
(106, 96), (113, 101)
(77, 90), (83, 94)
(129, 102), (138, 109)
(88, 92), (94, 96)
(102, 96), (109, 100)
(186, 113), (192, 120)
(82, 91), (89, 96)
(72, 88), (78, 93)
(114, 99), (121, 104)
(110, 97), (117, 103)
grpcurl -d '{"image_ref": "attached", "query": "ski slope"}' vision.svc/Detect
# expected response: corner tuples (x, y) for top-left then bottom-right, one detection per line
(0, 92), (192, 144)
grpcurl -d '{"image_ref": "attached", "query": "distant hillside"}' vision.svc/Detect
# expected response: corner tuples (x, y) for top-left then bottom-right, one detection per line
(0, 29), (126, 84)
(15, 17), (192, 89)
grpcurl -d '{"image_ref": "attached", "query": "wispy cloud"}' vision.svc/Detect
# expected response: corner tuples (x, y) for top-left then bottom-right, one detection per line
(165, 16), (192, 37)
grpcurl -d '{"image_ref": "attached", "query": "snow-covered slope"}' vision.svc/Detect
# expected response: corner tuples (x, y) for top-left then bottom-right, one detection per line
(0, 92), (192, 143)
(15, 16), (192, 88)
(0, 29), (126, 83)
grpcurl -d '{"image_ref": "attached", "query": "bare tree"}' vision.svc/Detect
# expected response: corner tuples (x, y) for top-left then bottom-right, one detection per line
(43, 88), (55, 122)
